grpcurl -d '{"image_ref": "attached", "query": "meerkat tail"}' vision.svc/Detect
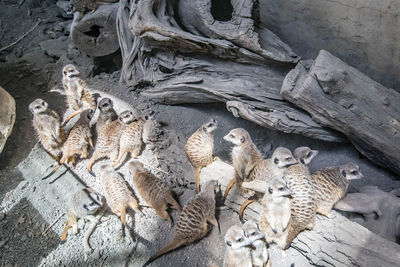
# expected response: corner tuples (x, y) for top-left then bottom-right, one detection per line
(224, 178), (236, 198)
(208, 216), (220, 234)
(112, 150), (127, 168)
(63, 110), (82, 125)
(167, 195), (182, 212)
(143, 237), (186, 266)
(128, 200), (142, 213)
(60, 221), (71, 243)
(120, 207), (127, 237)
(82, 219), (98, 254)
(285, 227), (300, 248)
(239, 198), (257, 222)
(195, 167), (201, 192)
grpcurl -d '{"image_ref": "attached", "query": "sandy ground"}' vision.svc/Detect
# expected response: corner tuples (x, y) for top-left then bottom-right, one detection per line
(0, 0), (400, 266)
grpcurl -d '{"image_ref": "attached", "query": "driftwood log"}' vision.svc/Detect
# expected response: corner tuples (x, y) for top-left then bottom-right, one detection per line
(71, 4), (119, 57)
(200, 160), (400, 267)
(281, 50), (400, 175)
(115, 0), (344, 143)
(0, 87), (15, 154)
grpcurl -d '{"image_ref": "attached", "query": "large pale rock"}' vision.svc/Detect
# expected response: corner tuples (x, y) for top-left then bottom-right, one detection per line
(200, 159), (400, 267)
(0, 87), (16, 154)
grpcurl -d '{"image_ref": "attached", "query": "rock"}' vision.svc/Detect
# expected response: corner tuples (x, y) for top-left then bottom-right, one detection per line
(0, 212), (5, 221)
(0, 87), (16, 154)
(0, 240), (6, 248)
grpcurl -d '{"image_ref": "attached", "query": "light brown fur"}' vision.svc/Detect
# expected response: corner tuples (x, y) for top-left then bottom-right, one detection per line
(61, 64), (96, 123)
(312, 162), (364, 217)
(29, 99), (66, 160)
(128, 160), (182, 227)
(284, 147), (318, 247)
(144, 181), (219, 266)
(42, 109), (94, 180)
(260, 178), (291, 250)
(223, 128), (262, 197)
(185, 119), (218, 192)
(95, 97), (118, 135)
(99, 164), (141, 236)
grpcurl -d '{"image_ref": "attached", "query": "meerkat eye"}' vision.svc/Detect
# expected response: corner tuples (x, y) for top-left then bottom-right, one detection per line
(285, 157), (292, 161)
(237, 238), (243, 242)
(208, 123), (213, 127)
(306, 151), (311, 157)
(351, 170), (358, 175)
(251, 232), (256, 236)
(278, 187), (284, 191)
(35, 106), (41, 109)
(274, 158), (279, 164)
(229, 134), (234, 138)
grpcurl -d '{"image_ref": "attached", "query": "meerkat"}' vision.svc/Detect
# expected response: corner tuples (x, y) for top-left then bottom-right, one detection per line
(127, 160), (182, 227)
(60, 188), (103, 253)
(284, 146), (318, 247)
(87, 110), (136, 174)
(143, 180), (219, 266)
(29, 99), (66, 160)
(242, 220), (268, 267)
(99, 164), (141, 236)
(311, 162), (364, 217)
(260, 178), (291, 250)
(112, 109), (154, 168)
(223, 128), (262, 198)
(61, 64), (96, 124)
(65, 0), (118, 21)
(43, 109), (94, 180)
(238, 147), (297, 220)
(95, 97), (118, 135)
(184, 118), (218, 192)
(141, 110), (156, 145)
(223, 225), (254, 267)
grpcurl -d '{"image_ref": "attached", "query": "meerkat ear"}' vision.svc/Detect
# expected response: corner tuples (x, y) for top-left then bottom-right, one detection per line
(203, 126), (207, 131)
(341, 170), (347, 177)
(300, 158), (305, 164)
(226, 241), (232, 247)
(240, 137), (245, 143)
(274, 158), (279, 164)
(268, 187), (273, 194)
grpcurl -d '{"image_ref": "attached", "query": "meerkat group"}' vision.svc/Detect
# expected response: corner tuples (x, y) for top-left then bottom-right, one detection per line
(29, 63), (367, 265)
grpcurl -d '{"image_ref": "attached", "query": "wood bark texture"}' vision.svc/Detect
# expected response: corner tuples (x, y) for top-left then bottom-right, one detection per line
(281, 50), (400, 175)
(115, 0), (344, 142)
(200, 160), (400, 267)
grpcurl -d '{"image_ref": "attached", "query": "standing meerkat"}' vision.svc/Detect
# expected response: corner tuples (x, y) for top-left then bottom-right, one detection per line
(87, 110), (136, 174)
(238, 147), (297, 220)
(127, 160), (182, 227)
(223, 128), (262, 198)
(60, 188), (103, 253)
(141, 110), (156, 145)
(242, 220), (268, 267)
(223, 225), (254, 267)
(311, 162), (364, 217)
(42, 109), (94, 180)
(29, 99), (66, 160)
(95, 97), (118, 135)
(143, 180), (219, 266)
(260, 178), (292, 250)
(184, 118), (218, 192)
(112, 110), (154, 168)
(99, 164), (141, 236)
(61, 64), (96, 123)
(284, 146), (318, 247)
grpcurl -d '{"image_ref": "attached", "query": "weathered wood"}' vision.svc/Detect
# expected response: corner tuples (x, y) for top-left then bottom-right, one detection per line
(281, 50), (400, 175)
(200, 159), (400, 267)
(71, 4), (119, 57)
(115, 0), (343, 142)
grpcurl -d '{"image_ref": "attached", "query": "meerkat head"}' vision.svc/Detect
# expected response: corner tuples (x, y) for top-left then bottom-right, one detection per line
(64, 3), (75, 14)
(265, 178), (291, 199)
(62, 64), (80, 79)
(141, 109), (156, 121)
(225, 225), (253, 250)
(340, 162), (364, 180)
(29, 98), (48, 114)
(127, 160), (146, 176)
(98, 98), (114, 113)
(119, 110), (136, 124)
(223, 128), (251, 146)
(272, 147), (297, 168)
(293, 146), (319, 165)
(242, 220), (265, 243)
(82, 189), (103, 213)
(200, 118), (218, 134)
(78, 109), (94, 123)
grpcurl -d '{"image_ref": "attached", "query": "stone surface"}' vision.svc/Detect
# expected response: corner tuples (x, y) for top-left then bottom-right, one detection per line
(0, 87), (16, 154)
